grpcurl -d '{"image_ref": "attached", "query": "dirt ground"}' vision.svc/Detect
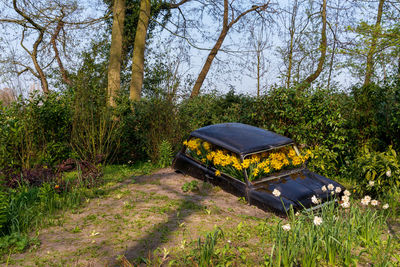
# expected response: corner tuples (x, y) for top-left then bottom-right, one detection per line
(8, 168), (272, 266)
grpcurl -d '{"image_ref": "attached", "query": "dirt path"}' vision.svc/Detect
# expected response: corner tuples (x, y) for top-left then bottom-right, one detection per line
(8, 168), (272, 266)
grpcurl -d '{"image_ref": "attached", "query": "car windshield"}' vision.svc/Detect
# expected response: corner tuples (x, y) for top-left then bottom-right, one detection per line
(183, 138), (311, 183)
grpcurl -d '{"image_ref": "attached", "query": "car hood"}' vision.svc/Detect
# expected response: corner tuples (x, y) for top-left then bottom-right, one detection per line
(250, 169), (344, 210)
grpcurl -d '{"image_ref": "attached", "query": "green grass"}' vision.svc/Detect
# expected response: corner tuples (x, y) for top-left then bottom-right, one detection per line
(0, 162), (158, 256)
(144, 194), (400, 266)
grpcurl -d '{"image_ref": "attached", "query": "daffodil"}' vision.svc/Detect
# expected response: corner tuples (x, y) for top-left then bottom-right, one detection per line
(313, 216), (323, 226)
(282, 224), (291, 231)
(272, 189), (281, 197)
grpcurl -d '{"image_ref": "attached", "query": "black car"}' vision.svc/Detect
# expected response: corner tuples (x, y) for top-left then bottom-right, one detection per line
(172, 123), (345, 214)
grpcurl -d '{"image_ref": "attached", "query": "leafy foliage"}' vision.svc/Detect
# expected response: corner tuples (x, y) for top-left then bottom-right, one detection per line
(354, 145), (400, 196)
(158, 140), (173, 168)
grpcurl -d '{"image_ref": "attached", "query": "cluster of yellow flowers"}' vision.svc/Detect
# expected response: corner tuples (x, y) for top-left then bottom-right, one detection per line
(248, 148), (310, 180)
(184, 138), (311, 182)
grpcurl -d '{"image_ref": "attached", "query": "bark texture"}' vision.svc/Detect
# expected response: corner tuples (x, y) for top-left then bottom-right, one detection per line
(13, 0), (49, 94)
(107, 0), (126, 106)
(129, 0), (151, 101)
(363, 0), (385, 86)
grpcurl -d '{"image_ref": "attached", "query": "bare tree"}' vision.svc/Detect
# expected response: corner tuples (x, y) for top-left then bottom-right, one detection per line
(297, 0), (327, 91)
(189, 1), (271, 98)
(0, 0), (110, 94)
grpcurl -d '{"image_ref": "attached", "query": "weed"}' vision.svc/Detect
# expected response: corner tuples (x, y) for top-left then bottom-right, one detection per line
(158, 140), (173, 168)
(181, 180), (199, 193)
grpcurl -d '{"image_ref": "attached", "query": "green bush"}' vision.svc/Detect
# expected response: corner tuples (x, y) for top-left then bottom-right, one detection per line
(353, 145), (400, 196)
(158, 140), (173, 168)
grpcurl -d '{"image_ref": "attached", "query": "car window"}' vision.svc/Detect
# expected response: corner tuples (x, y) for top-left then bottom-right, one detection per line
(183, 138), (311, 183)
(183, 137), (243, 180)
(243, 145), (311, 182)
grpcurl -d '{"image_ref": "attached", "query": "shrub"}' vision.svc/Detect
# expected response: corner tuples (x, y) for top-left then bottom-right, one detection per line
(158, 140), (173, 168)
(353, 145), (400, 196)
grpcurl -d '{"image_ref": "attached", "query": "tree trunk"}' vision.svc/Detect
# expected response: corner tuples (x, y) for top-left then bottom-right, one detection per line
(297, 0), (327, 91)
(363, 0), (384, 86)
(51, 18), (72, 86)
(190, 28), (229, 98)
(286, 0), (298, 89)
(107, 0), (126, 106)
(129, 0), (150, 101)
(13, 0), (49, 94)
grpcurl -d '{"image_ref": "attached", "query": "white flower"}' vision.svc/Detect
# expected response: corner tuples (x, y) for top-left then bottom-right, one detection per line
(386, 169), (391, 177)
(335, 187), (342, 193)
(331, 191), (335, 195)
(342, 195), (350, 202)
(341, 201), (350, 208)
(344, 190), (351, 197)
(295, 211), (300, 216)
(313, 216), (323, 226)
(383, 203), (389, 209)
(371, 200), (379, 206)
(311, 195), (320, 204)
(361, 196), (371, 206)
(272, 189), (281, 197)
(282, 224), (291, 231)
(321, 185), (327, 192)
(369, 181), (375, 187)
(327, 184), (334, 190)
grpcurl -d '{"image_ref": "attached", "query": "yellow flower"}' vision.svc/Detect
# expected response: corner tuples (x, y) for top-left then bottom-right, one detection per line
(233, 162), (243, 171)
(202, 141), (211, 150)
(201, 158), (206, 163)
(241, 159), (251, 169)
(252, 169), (259, 177)
(283, 158), (290, 166)
(196, 150), (201, 155)
(187, 139), (200, 150)
(271, 159), (283, 170)
(263, 166), (270, 173)
(292, 156), (301, 166)
(251, 155), (260, 163)
(183, 140), (188, 146)
(288, 149), (296, 157)
(206, 153), (213, 161)
(215, 170), (221, 176)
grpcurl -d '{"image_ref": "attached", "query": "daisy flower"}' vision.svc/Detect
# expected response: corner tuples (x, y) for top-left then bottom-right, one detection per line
(371, 200), (379, 206)
(341, 201), (350, 208)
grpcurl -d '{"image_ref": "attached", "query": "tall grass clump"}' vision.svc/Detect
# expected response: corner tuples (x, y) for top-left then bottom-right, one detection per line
(265, 195), (394, 266)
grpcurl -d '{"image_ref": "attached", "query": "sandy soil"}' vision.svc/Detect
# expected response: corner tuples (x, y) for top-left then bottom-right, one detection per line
(8, 168), (271, 266)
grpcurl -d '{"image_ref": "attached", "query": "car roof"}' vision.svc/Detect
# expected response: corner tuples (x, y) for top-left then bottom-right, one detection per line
(190, 123), (293, 156)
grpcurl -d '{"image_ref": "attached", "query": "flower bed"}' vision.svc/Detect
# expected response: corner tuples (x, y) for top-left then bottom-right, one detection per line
(184, 138), (311, 182)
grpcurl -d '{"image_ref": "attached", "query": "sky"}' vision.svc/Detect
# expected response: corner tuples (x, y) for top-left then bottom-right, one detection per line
(0, 0), (394, 97)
